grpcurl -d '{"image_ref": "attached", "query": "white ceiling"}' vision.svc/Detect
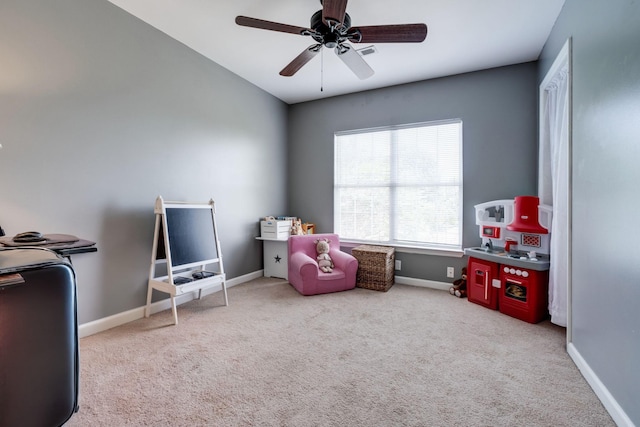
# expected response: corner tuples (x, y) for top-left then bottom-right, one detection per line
(107, 0), (565, 104)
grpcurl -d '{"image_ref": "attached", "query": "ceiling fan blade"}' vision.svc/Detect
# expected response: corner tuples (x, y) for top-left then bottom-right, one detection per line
(348, 23), (428, 43)
(235, 16), (311, 36)
(335, 44), (374, 80)
(280, 45), (322, 77)
(322, 0), (348, 27)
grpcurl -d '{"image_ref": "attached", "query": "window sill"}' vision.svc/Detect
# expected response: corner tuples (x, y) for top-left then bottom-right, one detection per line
(339, 240), (464, 258)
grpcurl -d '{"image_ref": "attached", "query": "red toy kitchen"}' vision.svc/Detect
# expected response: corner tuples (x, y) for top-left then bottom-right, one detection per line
(464, 196), (552, 323)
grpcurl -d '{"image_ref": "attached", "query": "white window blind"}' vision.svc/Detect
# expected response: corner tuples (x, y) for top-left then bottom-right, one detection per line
(334, 119), (462, 250)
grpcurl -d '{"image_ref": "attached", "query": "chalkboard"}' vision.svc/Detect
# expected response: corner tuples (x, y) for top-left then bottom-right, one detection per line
(147, 196), (228, 324)
(157, 204), (219, 270)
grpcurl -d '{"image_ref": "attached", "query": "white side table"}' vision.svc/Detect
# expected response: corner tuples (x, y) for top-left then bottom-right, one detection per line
(256, 237), (289, 280)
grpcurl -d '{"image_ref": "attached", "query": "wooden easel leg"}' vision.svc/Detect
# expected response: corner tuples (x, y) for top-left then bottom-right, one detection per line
(171, 295), (178, 325)
(145, 284), (153, 318)
(222, 282), (229, 306)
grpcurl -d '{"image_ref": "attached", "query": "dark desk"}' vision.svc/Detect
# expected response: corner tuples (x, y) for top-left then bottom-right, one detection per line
(44, 240), (97, 258)
(0, 234), (97, 262)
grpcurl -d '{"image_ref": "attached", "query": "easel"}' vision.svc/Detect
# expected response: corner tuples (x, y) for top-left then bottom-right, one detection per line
(145, 196), (228, 325)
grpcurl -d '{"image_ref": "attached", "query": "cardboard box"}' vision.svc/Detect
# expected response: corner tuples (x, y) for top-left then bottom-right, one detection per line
(260, 220), (291, 240)
(302, 223), (315, 234)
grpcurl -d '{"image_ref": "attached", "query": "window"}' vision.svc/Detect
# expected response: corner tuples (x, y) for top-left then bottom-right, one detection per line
(334, 119), (462, 251)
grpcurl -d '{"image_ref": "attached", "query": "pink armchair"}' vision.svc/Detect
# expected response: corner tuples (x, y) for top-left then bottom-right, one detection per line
(288, 233), (358, 296)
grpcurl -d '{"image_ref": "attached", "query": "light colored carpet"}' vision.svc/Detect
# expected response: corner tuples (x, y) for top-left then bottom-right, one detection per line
(66, 278), (614, 426)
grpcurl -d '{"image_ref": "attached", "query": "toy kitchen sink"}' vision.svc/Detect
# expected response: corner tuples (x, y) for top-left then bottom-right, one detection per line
(463, 247), (550, 271)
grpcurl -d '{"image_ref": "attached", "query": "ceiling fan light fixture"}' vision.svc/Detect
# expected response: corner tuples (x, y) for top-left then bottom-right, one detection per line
(346, 29), (362, 43)
(324, 32), (340, 49)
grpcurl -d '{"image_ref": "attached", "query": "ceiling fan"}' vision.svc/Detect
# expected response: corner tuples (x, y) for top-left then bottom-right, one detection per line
(235, 0), (427, 80)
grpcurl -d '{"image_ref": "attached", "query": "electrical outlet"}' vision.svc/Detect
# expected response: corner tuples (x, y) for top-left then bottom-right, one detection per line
(447, 267), (455, 278)
(395, 260), (401, 270)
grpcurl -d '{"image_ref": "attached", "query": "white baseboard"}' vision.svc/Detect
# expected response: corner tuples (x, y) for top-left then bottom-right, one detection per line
(568, 342), (634, 427)
(78, 270), (264, 338)
(395, 275), (451, 291)
(79, 273), (448, 338)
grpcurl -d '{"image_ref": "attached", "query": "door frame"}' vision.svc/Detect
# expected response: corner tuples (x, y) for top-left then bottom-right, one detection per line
(539, 38), (572, 342)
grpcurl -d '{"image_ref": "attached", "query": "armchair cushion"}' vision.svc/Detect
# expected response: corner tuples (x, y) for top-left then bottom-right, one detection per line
(288, 233), (358, 296)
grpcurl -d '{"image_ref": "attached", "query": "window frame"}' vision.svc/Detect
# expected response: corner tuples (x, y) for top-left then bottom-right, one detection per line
(333, 119), (463, 254)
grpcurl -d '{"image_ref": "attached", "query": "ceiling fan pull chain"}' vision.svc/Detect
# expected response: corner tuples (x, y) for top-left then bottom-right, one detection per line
(320, 47), (324, 92)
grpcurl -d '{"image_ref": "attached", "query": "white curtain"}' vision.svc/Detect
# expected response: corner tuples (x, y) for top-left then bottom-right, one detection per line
(542, 65), (569, 327)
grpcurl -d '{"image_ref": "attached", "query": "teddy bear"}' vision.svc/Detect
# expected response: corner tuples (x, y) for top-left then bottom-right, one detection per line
(291, 218), (304, 236)
(315, 238), (334, 273)
(449, 267), (467, 298)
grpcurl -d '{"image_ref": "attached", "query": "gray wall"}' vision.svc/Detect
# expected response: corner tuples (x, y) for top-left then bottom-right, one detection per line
(539, 1), (640, 423)
(287, 63), (539, 282)
(3, 0), (635, 421)
(0, 0), (288, 324)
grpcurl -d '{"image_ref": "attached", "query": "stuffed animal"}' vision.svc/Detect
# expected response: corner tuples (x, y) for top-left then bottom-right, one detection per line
(291, 218), (304, 236)
(449, 267), (467, 298)
(315, 238), (334, 273)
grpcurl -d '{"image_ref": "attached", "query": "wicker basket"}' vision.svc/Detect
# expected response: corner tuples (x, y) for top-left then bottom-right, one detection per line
(352, 245), (395, 292)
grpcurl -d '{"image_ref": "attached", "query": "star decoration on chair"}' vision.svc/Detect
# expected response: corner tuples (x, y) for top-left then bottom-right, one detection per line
(274, 255), (282, 263)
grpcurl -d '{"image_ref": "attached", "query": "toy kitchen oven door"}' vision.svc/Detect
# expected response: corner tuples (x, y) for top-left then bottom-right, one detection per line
(499, 265), (549, 323)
